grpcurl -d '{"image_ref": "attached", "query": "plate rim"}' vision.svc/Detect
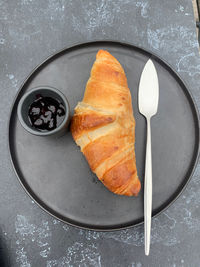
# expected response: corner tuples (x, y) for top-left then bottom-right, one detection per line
(8, 40), (200, 231)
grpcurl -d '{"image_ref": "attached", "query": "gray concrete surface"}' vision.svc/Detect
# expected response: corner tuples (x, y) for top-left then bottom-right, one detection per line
(0, 0), (200, 266)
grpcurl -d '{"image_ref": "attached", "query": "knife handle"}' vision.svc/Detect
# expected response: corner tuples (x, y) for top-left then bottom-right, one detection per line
(144, 116), (152, 256)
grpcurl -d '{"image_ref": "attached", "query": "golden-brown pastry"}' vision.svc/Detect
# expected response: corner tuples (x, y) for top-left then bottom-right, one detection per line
(71, 50), (141, 196)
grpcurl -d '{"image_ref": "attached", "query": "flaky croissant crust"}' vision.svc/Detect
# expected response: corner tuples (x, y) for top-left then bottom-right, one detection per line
(71, 50), (141, 196)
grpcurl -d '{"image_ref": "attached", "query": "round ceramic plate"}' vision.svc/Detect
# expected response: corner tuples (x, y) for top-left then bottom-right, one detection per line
(9, 41), (199, 230)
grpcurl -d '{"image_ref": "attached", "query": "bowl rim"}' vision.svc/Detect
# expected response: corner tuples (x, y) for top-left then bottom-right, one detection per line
(17, 86), (70, 136)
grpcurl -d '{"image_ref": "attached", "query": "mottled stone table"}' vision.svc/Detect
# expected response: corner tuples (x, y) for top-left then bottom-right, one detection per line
(0, 0), (200, 266)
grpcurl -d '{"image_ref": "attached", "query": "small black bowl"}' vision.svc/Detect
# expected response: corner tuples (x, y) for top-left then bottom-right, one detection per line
(17, 86), (70, 137)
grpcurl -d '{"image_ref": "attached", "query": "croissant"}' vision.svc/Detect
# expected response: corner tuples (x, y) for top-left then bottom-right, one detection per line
(71, 50), (141, 196)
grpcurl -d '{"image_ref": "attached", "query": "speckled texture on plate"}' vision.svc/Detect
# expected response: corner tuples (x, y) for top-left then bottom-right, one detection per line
(0, 0), (200, 266)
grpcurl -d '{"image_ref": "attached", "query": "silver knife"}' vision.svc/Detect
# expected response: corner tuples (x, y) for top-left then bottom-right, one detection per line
(138, 59), (159, 256)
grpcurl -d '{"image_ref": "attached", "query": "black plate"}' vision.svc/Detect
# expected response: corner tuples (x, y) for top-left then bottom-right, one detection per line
(9, 41), (199, 230)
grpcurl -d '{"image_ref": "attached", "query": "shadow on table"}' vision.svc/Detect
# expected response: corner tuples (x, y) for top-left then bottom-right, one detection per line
(0, 236), (9, 267)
